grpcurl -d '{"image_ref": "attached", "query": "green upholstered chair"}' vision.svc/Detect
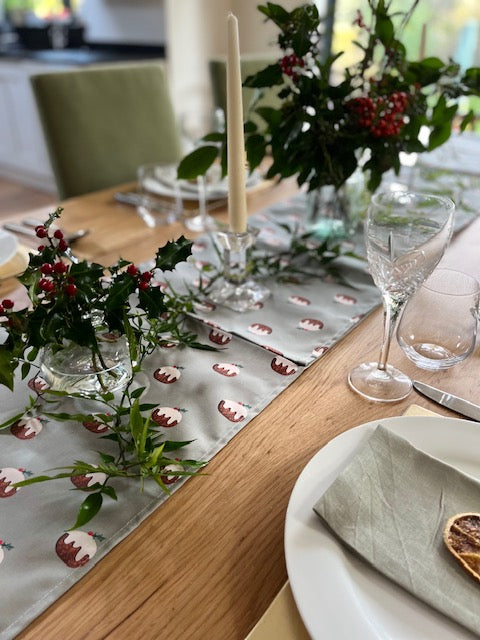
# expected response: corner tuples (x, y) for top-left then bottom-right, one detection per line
(209, 55), (282, 130)
(31, 62), (182, 199)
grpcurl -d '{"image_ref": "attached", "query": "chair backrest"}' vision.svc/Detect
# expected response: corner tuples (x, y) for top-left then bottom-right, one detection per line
(31, 62), (182, 199)
(209, 55), (283, 130)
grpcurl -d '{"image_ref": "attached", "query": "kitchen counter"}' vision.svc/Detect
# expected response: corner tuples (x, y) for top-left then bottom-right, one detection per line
(0, 42), (165, 65)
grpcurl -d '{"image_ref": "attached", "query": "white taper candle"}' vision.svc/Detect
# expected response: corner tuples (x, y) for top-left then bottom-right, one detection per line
(226, 13), (248, 234)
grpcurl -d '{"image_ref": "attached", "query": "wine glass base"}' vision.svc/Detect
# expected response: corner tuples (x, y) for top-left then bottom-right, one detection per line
(183, 213), (218, 232)
(348, 362), (412, 403)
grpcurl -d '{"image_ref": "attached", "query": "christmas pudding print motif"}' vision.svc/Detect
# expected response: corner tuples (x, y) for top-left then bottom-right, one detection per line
(193, 299), (216, 314)
(271, 356), (298, 376)
(217, 400), (249, 423)
(0, 468), (25, 498)
(334, 293), (357, 305)
(0, 540), (13, 564)
(70, 469), (108, 490)
(55, 530), (101, 568)
(153, 365), (182, 384)
(299, 318), (324, 331)
(248, 323), (272, 336)
(160, 461), (184, 485)
(27, 375), (50, 394)
(191, 240), (207, 253)
(82, 418), (109, 434)
(312, 346), (329, 358)
(10, 417), (43, 439)
(212, 363), (241, 377)
(151, 406), (185, 428)
(288, 294), (311, 306)
(209, 328), (232, 346)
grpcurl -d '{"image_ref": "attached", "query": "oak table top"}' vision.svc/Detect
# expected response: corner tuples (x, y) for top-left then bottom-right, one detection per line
(5, 181), (480, 640)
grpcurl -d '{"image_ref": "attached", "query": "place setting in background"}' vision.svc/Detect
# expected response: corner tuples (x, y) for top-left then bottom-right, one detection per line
(0, 228), (29, 293)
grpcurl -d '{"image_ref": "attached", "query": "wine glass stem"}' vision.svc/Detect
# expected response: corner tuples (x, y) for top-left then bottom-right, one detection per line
(377, 296), (403, 372)
(197, 175), (207, 225)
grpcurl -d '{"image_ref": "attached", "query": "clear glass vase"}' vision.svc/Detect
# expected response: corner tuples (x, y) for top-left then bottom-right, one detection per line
(306, 169), (368, 239)
(40, 334), (132, 395)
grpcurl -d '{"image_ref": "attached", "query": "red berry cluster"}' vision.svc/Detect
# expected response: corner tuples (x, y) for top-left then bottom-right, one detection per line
(0, 298), (14, 314)
(37, 259), (77, 298)
(126, 263), (153, 291)
(0, 298), (15, 326)
(35, 225), (68, 253)
(348, 91), (410, 138)
(280, 54), (305, 79)
(34, 226), (78, 298)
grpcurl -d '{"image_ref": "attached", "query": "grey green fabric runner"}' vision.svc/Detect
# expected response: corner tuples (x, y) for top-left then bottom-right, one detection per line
(313, 425), (480, 637)
(0, 196), (381, 640)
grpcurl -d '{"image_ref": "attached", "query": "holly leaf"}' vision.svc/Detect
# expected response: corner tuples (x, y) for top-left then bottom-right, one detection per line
(246, 134), (267, 170)
(177, 145), (219, 179)
(100, 485), (117, 501)
(154, 237), (192, 272)
(129, 399), (148, 454)
(70, 492), (103, 529)
(244, 63), (283, 88)
(0, 346), (16, 391)
(138, 285), (168, 318)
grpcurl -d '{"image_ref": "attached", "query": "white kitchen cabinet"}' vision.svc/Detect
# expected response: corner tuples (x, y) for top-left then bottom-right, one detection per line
(0, 59), (67, 193)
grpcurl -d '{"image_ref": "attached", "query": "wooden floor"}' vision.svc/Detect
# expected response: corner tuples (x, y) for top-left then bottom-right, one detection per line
(0, 178), (56, 218)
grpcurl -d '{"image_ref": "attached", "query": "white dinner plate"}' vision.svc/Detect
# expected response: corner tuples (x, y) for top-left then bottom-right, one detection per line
(0, 229), (18, 267)
(143, 168), (262, 202)
(285, 415), (480, 640)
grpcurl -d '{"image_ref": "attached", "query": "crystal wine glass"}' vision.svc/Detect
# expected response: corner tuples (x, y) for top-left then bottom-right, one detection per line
(180, 107), (225, 232)
(348, 190), (455, 402)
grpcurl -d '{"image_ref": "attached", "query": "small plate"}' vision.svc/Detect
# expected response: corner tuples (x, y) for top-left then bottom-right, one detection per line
(285, 415), (480, 640)
(143, 167), (262, 202)
(0, 230), (18, 267)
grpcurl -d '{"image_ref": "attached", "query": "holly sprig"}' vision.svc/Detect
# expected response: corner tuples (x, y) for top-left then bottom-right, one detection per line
(0, 208), (200, 391)
(13, 383), (207, 530)
(0, 208), (213, 528)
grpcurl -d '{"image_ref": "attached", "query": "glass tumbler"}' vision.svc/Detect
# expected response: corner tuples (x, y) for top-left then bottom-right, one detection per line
(136, 163), (183, 227)
(397, 268), (480, 370)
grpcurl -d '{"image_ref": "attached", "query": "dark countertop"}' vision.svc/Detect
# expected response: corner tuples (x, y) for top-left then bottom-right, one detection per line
(0, 42), (166, 65)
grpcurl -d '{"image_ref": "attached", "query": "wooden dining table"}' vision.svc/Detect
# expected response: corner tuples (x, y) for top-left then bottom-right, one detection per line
(3, 178), (480, 640)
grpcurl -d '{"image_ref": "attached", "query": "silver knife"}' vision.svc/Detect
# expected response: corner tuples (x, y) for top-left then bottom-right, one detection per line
(3, 223), (89, 244)
(413, 380), (480, 421)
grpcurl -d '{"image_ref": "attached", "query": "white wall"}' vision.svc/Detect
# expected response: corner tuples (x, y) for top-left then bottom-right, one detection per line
(78, 0), (166, 45)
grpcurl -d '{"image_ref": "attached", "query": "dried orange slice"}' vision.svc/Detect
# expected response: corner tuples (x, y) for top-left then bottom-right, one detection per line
(444, 513), (480, 583)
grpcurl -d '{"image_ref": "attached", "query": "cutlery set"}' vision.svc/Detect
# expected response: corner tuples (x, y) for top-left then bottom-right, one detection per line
(114, 191), (228, 215)
(3, 219), (89, 244)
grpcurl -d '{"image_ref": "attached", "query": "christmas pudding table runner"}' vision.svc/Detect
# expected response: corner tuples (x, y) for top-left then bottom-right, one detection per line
(0, 179), (477, 639)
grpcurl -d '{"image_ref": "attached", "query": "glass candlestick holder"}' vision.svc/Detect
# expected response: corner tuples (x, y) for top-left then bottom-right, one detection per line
(209, 228), (270, 312)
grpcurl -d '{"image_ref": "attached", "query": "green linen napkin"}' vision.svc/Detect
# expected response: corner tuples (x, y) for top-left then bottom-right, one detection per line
(313, 425), (480, 637)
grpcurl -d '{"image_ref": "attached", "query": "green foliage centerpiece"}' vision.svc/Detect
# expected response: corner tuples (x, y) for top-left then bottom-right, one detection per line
(178, 0), (480, 194)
